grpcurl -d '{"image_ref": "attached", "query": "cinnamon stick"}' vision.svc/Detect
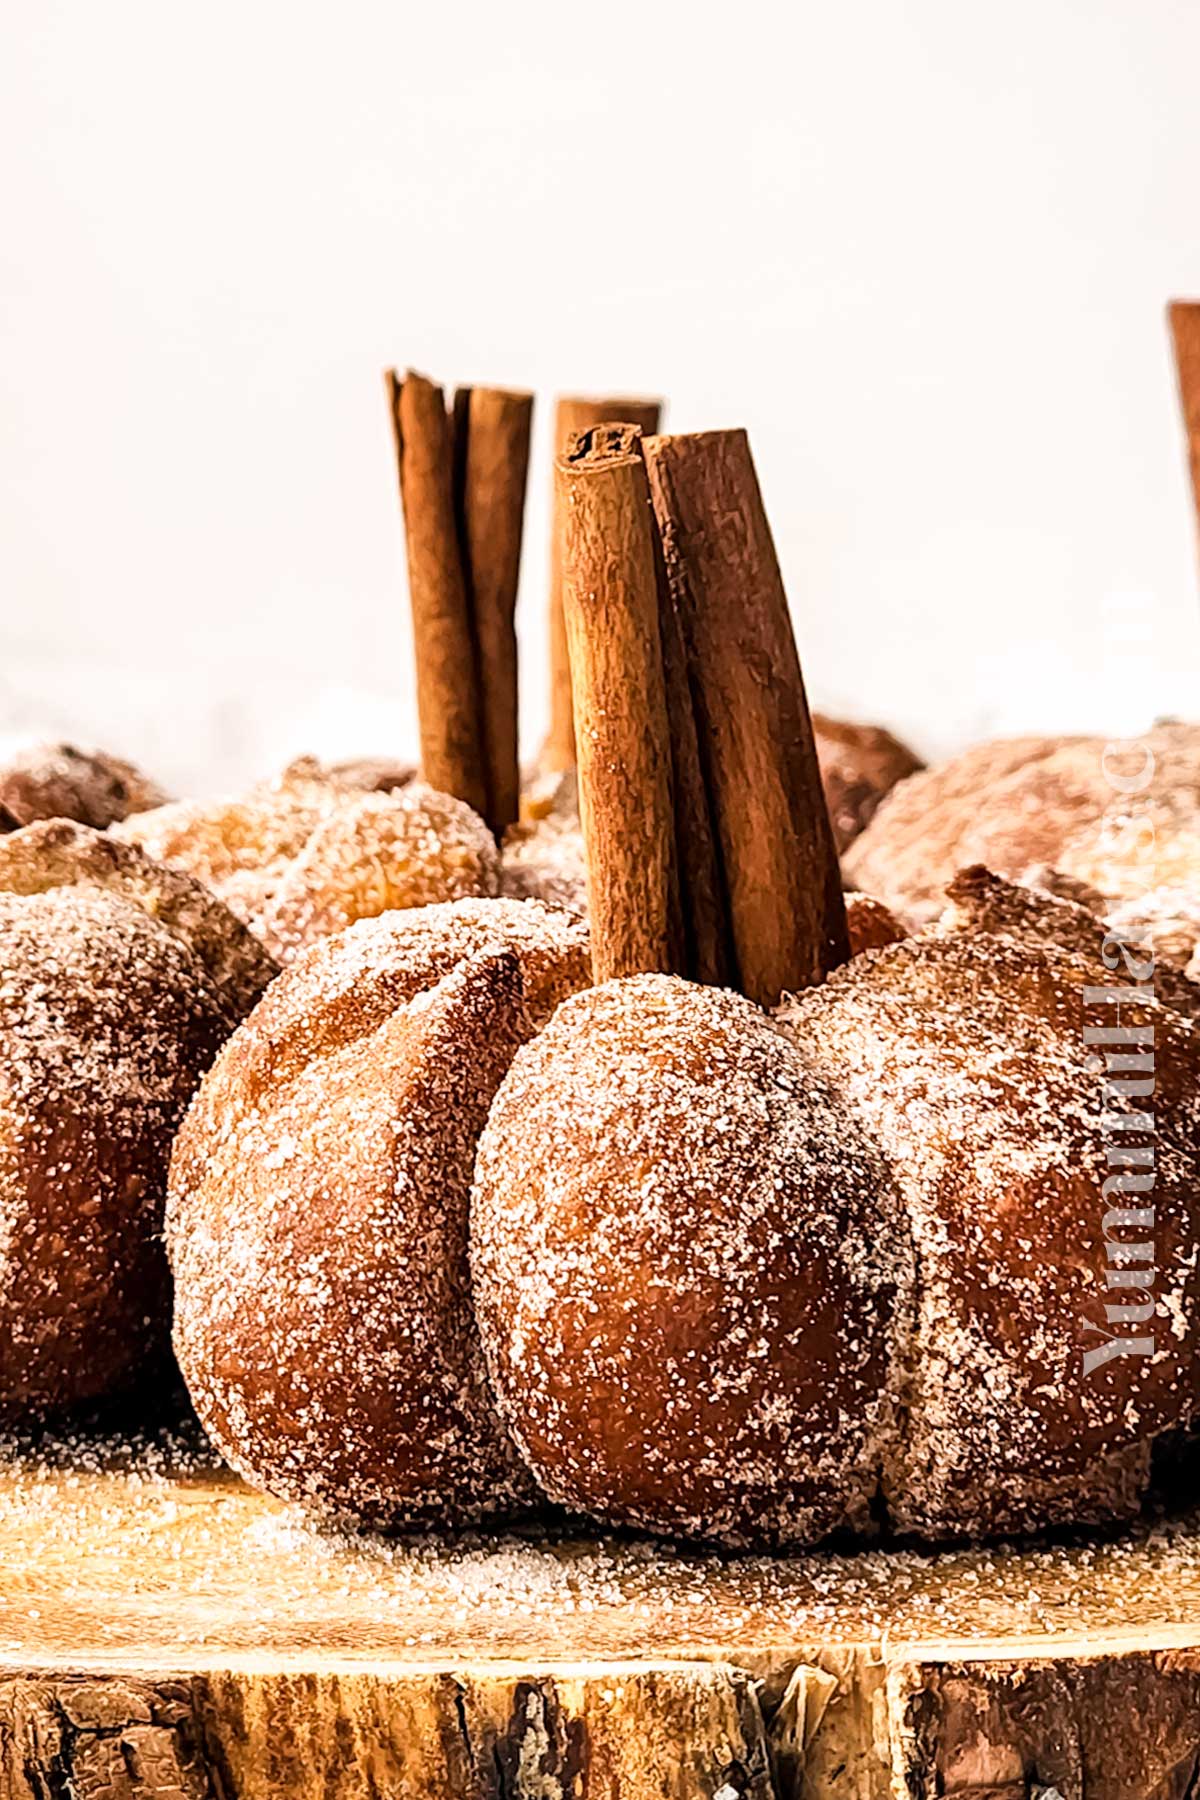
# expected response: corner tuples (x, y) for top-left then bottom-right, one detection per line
(643, 429), (849, 1006)
(556, 425), (682, 983)
(452, 385), (534, 837)
(1169, 302), (1200, 556)
(645, 496), (733, 990)
(385, 370), (488, 818)
(545, 395), (663, 772)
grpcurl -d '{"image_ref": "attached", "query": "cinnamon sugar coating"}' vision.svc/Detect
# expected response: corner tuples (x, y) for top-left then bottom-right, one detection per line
(472, 975), (906, 1549)
(0, 742), (167, 831)
(116, 760), (499, 961)
(846, 722), (1200, 921)
(844, 891), (908, 955)
(0, 824), (275, 1416)
(324, 755), (416, 792)
(780, 931), (1200, 1539)
(500, 816), (588, 916)
(811, 712), (923, 852)
(941, 864), (1200, 1022)
(1107, 885), (1200, 986)
(475, 933), (1200, 1548)
(500, 769), (588, 915)
(168, 899), (591, 1525)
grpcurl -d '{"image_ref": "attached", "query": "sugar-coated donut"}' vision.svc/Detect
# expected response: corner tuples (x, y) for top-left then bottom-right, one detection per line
(843, 890), (908, 955)
(846, 721), (1200, 922)
(168, 897), (590, 1524)
(471, 975), (906, 1548)
(473, 930), (1200, 1547)
(0, 822), (275, 1414)
(779, 930), (1200, 1538)
(0, 741), (167, 831)
(116, 759), (499, 961)
(324, 754), (416, 792)
(811, 713), (923, 852)
(940, 864), (1200, 1023)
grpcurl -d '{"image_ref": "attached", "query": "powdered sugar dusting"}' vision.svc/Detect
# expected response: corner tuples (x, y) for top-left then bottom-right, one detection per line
(4, 1422), (1200, 1670)
(472, 974), (907, 1550)
(116, 762), (500, 961)
(168, 899), (591, 1526)
(0, 826), (273, 1413)
(779, 929), (1200, 1538)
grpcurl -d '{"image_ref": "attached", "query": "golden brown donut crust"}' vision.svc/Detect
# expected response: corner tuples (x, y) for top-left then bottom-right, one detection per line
(116, 762), (500, 961)
(780, 930), (1200, 1539)
(811, 712), (924, 852)
(846, 722), (1200, 920)
(168, 899), (591, 1525)
(471, 975), (907, 1549)
(0, 824), (275, 1415)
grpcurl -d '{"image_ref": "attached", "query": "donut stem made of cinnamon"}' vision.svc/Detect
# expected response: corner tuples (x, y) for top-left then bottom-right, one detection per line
(556, 424), (685, 985)
(544, 394), (663, 775)
(643, 428), (849, 1004)
(558, 423), (847, 1004)
(385, 370), (533, 839)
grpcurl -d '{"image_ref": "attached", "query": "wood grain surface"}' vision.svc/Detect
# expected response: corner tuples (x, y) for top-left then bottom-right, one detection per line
(4, 1431), (1200, 1796)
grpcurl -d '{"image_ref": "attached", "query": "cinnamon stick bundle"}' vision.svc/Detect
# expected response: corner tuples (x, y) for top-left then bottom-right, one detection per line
(453, 386), (534, 837)
(1169, 302), (1200, 554)
(556, 425), (682, 984)
(545, 394), (663, 772)
(644, 429), (849, 1006)
(385, 371), (533, 836)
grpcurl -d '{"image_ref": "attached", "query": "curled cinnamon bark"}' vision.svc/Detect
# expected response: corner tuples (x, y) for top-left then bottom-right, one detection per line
(556, 425), (682, 983)
(1170, 301), (1200, 561)
(545, 395), (662, 772)
(644, 428), (849, 1005)
(386, 371), (533, 836)
(386, 370), (488, 819)
(453, 386), (533, 837)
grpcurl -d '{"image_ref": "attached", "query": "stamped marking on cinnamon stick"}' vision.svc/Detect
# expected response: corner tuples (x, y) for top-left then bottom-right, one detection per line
(644, 428), (849, 1005)
(546, 396), (663, 772)
(556, 425), (683, 983)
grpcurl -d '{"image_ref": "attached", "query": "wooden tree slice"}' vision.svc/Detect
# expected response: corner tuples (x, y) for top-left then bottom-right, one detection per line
(3, 1433), (1200, 1798)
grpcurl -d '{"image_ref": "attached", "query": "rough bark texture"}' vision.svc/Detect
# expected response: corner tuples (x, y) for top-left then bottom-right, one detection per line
(452, 386), (534, 838)
(386, 370), (488, 818)
(7, 1654), (1200, 1800)
(894, 1651), (1200, 1799)
(1170, 301), (1200, 561)
(556, 426), (682, 982)
(643, 430), (849, 1007)
(653, 520), (734, 988)
(0, 1666), (778, 1800)
(544, 396), (663, 773)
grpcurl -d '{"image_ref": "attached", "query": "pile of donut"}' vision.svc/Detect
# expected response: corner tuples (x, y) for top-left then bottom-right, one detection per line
(2, 411), (1199, 1556)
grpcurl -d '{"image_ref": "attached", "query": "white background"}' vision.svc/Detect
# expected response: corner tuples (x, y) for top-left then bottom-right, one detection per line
(2, 1), (1198, 796)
